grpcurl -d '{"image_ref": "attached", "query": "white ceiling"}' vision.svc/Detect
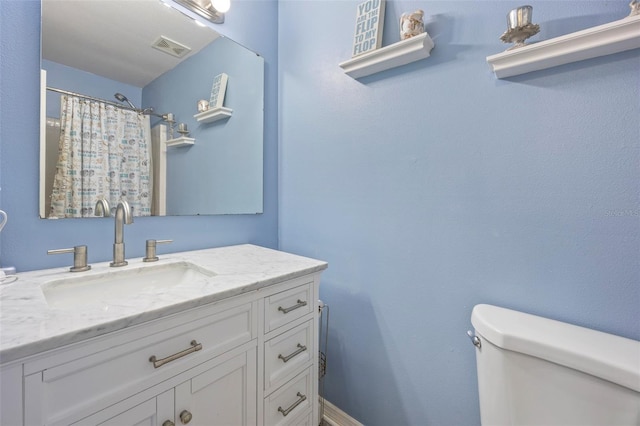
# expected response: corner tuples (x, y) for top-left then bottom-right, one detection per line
(42, 0), (220, 87)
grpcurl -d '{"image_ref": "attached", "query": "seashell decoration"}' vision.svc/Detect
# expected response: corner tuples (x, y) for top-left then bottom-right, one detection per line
(400, 9), (425, 40)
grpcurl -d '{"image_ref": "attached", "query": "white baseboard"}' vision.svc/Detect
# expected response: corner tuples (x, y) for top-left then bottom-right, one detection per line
(321, 399), (363, 426)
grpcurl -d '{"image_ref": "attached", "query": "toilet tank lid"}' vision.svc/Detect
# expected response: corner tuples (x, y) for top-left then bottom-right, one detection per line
(471, 304), (640, 392)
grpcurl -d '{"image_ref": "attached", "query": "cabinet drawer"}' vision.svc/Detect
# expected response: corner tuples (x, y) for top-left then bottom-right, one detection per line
(264, 366), (313, 426)
(25, 302), (255, 424)
(264, 319), (313, 393)
(265, 282), (313, 333)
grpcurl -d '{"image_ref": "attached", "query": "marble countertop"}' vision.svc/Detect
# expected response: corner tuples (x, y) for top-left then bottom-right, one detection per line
(0, 244), (327, 364)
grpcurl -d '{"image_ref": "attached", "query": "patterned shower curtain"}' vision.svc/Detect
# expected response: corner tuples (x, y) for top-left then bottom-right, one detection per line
(49, 95), (152, 218)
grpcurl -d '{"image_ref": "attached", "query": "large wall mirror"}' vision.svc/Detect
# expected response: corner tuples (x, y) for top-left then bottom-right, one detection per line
(40, 0), (264, 218)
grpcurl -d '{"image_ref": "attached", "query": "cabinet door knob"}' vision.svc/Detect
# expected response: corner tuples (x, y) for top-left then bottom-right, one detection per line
(162, 421), (175, 426)
(180, 410), (193, 424)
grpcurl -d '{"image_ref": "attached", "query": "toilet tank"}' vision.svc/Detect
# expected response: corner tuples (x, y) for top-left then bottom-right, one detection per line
(471, 304), (640, 426)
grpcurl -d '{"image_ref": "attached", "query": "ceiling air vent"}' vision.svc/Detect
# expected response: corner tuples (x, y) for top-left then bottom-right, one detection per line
(152, 36), (192, 58)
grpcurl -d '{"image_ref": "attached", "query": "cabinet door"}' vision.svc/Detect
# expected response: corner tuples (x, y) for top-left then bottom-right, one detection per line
(1, 364), (22, 426)
(174, 347), (257, 426)
(98, 398), (157, 426)
(72, 390), (173, 426)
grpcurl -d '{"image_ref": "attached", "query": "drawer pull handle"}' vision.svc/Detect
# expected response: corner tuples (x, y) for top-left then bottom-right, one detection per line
(149, 340), (202, 369)
(163, 421), (175, 426)
(278, 299), (307, 314)
(277, 392), (307, 417)
(278, 343), (307, 363)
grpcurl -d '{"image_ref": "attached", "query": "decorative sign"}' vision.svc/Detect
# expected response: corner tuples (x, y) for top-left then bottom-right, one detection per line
(209, 73), (229, 109)
(352, 0), (385, 57)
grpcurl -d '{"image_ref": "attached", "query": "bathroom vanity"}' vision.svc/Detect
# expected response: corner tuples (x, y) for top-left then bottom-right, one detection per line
(0, 245), (327, 426)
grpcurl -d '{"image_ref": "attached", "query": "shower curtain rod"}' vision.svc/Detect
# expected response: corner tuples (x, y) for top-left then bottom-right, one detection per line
(46, 86), (139, 111)
(46, 86), (169, 120)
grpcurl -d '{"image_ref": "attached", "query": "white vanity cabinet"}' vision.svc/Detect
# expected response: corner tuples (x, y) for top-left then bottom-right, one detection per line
(8, 270), (322, 426)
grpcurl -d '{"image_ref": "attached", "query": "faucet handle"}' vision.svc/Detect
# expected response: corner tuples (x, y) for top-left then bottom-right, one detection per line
(143, 239), (173, 262)
(47, 245), (91, 272)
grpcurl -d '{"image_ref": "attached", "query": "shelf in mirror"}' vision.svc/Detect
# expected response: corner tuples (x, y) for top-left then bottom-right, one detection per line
(166, 136), (195, 147)
(194, 107), (233, 123)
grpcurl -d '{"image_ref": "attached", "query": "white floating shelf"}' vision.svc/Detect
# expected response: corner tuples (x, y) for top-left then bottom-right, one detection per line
(487, 14), (640, 78)
(194, 106), (233, 123)
(339, 32), (435, 79)
(165, 136), (195, 147)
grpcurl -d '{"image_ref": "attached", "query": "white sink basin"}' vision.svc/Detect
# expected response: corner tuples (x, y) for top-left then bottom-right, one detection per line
(41, 261), (216, 310)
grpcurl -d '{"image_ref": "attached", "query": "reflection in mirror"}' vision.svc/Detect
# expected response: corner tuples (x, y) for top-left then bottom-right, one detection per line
(40, 0), (264, 218)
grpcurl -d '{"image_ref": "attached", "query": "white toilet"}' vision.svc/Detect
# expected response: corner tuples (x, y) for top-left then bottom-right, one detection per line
(470, 304), (640, 425)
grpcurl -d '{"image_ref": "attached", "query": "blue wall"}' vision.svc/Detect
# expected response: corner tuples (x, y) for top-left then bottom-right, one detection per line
(0, 0), (279, 272)
(144, 37), (264, 215)
(278, 1), (639, 424)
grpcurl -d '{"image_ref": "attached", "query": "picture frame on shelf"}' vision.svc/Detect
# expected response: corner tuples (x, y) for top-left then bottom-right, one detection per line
(351, 0), (385, 57)
(209, 72), (229, 109)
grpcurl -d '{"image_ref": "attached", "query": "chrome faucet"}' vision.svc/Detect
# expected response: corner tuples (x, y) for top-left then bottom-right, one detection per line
(110, 200), (133, 267)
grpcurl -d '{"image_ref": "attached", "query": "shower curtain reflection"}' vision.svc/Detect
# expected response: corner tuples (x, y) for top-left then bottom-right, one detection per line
(49, 95), (152, 218)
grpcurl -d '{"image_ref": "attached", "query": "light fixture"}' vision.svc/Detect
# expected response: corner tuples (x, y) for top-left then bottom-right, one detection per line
(173, 0), (229, 24)
(211, 0), (230, 13)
